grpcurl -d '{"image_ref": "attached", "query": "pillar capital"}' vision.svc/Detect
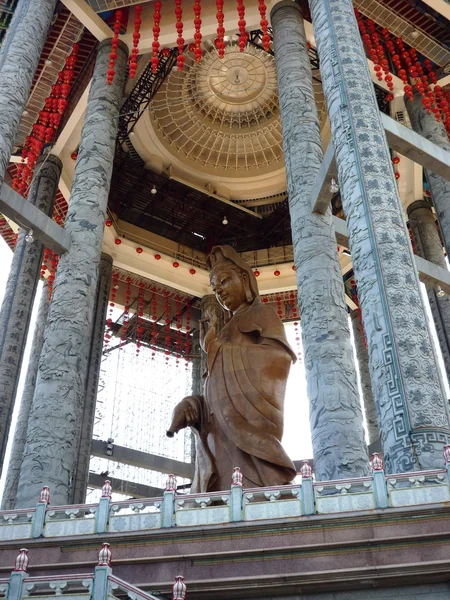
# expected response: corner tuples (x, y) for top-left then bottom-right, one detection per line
(270, 0), (303, 22)
(97, 38), (128, 56)
(407, 199), (433, 217)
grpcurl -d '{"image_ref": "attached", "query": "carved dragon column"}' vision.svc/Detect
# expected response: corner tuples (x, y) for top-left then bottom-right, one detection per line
(1, 282), (49, 510)
(309, 0), (450, 472)
(0, 155), (61, 475)
(271, 0), (369, 481)
(349, 309), (379, 446)
(408, 200), (450, 383)
(72, 253), (113, 504)
(0, 0), (58, 188)
(15, 40), (128, 508)
(406, 93), (450, 259)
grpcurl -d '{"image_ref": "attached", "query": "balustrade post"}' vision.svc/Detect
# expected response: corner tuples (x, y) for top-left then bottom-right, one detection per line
(7, 550), (29, 600)
(370, 454), (389, 509)
(31, 486), (50, 538)
(92, 544), (112, 600)
(230, 467), (243, 522)
(299, 461), (315, 515)
(95, 480), (112, 534)
(162, 474), (176, 528)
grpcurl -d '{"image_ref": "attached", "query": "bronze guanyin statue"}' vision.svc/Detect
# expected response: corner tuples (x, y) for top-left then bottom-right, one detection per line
(167, 245), (296, 492)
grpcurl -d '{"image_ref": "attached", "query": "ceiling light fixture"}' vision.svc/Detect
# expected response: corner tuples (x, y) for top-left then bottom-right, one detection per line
(437, 285), (446, 298)
(329, 177), (339, 194)
(222, 216), (228, 225)
(25, 229), (34, 243)
(151, 185), (157, 195)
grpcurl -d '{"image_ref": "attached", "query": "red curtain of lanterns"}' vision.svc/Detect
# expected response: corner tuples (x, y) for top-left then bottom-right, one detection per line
(151, 291), (158, 360)
(136, 281), (145, 355)
(237, 0), (247, 52)
(13, 43), (78, 195)
(175, 0), (185, 70)
(151, 1), (162, 73)
(107, 10), (122, 85)
(120, 277), (131, 349)
(184, 303), (191, 370)
(129, 5), (142, 79)
(215, 0), (225, 58)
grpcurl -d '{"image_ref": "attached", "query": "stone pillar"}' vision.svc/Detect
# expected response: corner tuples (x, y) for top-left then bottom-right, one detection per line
(0, 0), (58, 188)
(1, 282), (49, 510)
(406, 93), (450, 259)
(15, 40), (128, 508)
(309, 0), (450, 472)
(72, 254), (113, 504)
(408, 200), (450, 382)
(0, 155), (61, 475)
(350, 309), (378, 446)
(271, 0), (368, 480)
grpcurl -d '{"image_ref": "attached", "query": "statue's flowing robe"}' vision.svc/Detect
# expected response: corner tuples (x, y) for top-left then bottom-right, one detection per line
(191, 298), (297, 492)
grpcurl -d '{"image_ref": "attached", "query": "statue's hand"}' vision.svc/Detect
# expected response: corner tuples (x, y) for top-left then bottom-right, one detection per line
(166, 396), (201, 437)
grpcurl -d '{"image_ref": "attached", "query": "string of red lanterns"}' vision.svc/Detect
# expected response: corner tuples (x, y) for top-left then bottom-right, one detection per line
(151, 291), (158, 360)
(236, 0), (247, 52)
(120, 277), (131, 349)
(129, 5), (142, 79)
(175, 0), (185, 71)
(258, 0), (270, 52)
(104, 272), (119, 349)
(175, 296), (182, 367)
(193, 0), (202, 63)
(151, 1), (162, 73)
(184, 304), (191, 370)
(136, 281), (145, 356)
(215, 0), (225, 59)
(47, 251), (59, 301)
(13, 43), (78, 195)
(164, 290), (171, 362)
(107, 10), (122, 85)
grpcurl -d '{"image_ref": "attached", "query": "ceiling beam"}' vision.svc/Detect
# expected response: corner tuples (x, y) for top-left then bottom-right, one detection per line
(59, 0), (112, 41)
(0, 182), (71, 254)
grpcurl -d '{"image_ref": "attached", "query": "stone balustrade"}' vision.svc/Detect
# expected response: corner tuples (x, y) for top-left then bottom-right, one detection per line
(2, 453), (450, 542)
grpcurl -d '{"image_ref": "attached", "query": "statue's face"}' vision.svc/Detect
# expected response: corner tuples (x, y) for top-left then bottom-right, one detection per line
(210, 266), (248, 313)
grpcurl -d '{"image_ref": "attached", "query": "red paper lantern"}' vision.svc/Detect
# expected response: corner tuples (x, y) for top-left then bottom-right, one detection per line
(173, 261), (180, 268)
(136, 247), (143, 254)
(105, 219), (113, 227)
(115, 238), (122, 245)
(254, 270), (260, 277)
(189, 268), (196, 274)
(274, 269), (280, 276)
(392, 156), (400, 164)
(71, 151), (78, 160)
(154, 253), (161, 260)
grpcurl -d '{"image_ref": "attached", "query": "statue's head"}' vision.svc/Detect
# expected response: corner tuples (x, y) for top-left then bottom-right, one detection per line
(206, 245), (259, 313)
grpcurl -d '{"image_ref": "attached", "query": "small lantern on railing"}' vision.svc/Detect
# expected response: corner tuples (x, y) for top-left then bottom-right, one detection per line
(165, 474), (177, 492)
(370, 452), (384, 472)
(444, 445), (450, 465)
(14, 549), (29, 572)
(231, 466), (243, 487)
(98, 542), (112, 567)
(101, 480), (112, 499)
(39, 486), (51, 505)
(172, 575), (186, 600)
(300, 460), (312, 478)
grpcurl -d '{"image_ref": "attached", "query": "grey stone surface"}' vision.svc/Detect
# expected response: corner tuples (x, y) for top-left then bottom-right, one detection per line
(72, 253), (112, 504)
(350, 309), (378, 445)
(0, 155), (61, 475)
(406, 93), (450, 259)
(408, 200), (450, 383)
(0, 0), (58, 188)
(271, 0), (368, 480)
(15, 40), (128, 508)
(1, 282), (49, 510)
(309, 0), (450, 472)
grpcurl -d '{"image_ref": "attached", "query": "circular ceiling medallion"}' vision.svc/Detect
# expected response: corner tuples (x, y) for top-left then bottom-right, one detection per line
(149, 44), (283, 172)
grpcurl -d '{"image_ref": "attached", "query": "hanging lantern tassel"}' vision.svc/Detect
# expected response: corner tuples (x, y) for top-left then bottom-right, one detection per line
(215, 0), (225, 59)
(175, 0), (185, 71)
(184, 303), (191, 369)
(107, 10), (122, 85)
(258, 0), (270, 52)
(129, 5), (142, 79)
(193, 0), (202, 63)
(151, 1), (162, 73)
(136, 281), (145, 355)
(236, 0), (247, 52)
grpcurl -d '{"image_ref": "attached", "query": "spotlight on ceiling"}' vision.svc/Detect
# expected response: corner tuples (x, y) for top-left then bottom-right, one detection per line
(25, 229), (34, 243)
(437, 285), (446, 298)
(45, 59), (52, 66)
(151, 185), (157, 195)
(222, 216), (228, 225)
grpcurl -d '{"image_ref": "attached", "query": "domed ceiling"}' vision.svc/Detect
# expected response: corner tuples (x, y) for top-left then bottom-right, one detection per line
(131, 41), (327, 203)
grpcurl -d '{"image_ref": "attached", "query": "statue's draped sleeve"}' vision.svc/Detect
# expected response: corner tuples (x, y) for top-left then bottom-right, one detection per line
(192, 300), (297, 492)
